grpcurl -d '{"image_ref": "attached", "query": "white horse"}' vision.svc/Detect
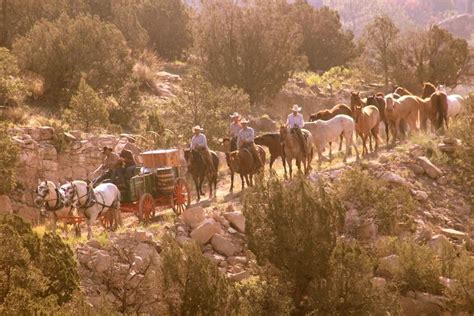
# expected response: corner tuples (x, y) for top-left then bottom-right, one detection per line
(303, 114), (360, 165)
(59, 180), (122, 239)
(34, 180), (80, 235)
(438, 85), (465, 117)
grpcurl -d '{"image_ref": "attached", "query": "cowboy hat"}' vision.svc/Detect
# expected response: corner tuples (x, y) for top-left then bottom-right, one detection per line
(240, 118), (250, 124)
(291, 104), (302, 112)
(192, 125), (204, 132)
(229, 112), (241, 119)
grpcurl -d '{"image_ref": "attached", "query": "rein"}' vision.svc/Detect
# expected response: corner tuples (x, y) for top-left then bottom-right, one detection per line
(36, 188), (63, 212)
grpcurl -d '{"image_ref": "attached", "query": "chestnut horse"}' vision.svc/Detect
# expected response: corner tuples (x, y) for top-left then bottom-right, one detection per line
(254, 133), (287, 175)
(222, 138), (265, 191)
(353, 105), (381, 155)
(309, 103), (352, 153)
(385, 95), (420, 143)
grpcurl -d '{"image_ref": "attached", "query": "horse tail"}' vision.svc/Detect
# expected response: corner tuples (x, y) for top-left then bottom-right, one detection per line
(432, 92), (448, 129)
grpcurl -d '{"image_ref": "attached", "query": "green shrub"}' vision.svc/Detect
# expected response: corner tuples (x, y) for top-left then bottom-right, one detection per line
(334, 168), (417, 234)
(13, 14), (132, 103)
(0, 47), (28, 106)
(0, 215), (79, 314)
(447, 93), (474, 202)
(0, 123), (19, 195)
(64, 78), (109, 132)
(244, 175), (344, 313)
(230, 274), (293, 315)
(393, 240), (442, 295)
(161, 236), (231, 315)
(444, 248), (474, 314)
(310, 238), (400, 315)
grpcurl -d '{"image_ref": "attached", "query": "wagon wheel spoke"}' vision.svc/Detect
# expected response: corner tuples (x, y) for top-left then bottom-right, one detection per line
(139, 193), (156, 224)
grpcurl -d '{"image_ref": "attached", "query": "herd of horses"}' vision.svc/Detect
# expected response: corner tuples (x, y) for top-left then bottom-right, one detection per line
(34, 82), (465, 238)
(188, 82), (465, 197)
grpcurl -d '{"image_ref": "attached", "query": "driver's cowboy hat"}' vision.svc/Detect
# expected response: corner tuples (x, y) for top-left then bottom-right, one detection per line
(291, 104), (302, 112)
(229, 112), (241, 119)
(192, 125), (204, 132)
(240, 118), (250, 124)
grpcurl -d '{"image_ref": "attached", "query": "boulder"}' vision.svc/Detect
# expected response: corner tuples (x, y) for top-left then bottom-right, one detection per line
(224, 212), (245, 233)
(92, 251), (113, 273)
(134, 230), (153, 243)
(86, 239), (102, 249)
(377, 255), (400, 279)
(436, 176), (448, 185)
(227, 256), (248, 265)
(406, 163), (424, 175)
(38, 126), (55, 141)
(0, 195), (13, 214)
(228, 270), (251, 282)
(416, 156), (442, 179)
(357, 219), (377, 242)
(413, 190), (428, 202)
(181, 207), (205, 229)
(371, 277), (386, 290)
(440, 228), (467, 241)
(400, 292), (446, 316)
(344, 208), (360, 236)
(211, 234), (238, 257)
(190, 219), (221, 245)
(380, 171), (409, 187)
(427, 234), (452, 254)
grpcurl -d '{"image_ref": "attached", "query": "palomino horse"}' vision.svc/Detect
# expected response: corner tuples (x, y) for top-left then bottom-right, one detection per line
(416, 83), (449, 131)
(34, 180), (80, 236)
(223, 138), (265, 191)
(184, 148), (219, 202)
(254, 133), (287, 175)
(385, 95), (420, 143)
(437, 84), (465, 117)
(304, 114), (359, 165)
(59, 180), (121, 239)
(366, 94), (390, 144)
(353, 105), (381, 155)
(309, 103), (352, 153)
(279, 126), (313, 178)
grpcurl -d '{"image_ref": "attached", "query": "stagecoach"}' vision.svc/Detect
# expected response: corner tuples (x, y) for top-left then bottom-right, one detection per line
(114, 148), (191, 224)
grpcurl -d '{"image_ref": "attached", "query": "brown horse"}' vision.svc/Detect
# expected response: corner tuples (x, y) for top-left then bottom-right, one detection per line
(222, 138), (265, 191)
(254, 133), (287, 175)
(279, 126), (313, 179)
(366, 94), (390, 144)
(385, 95), (420, 143)
(308, 103), (352, 153)
(353, 105), (381, 155)
(184, 149), (219, 202)
(421, 83), (448, 130)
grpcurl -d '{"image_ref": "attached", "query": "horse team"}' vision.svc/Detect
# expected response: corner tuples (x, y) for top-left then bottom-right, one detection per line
(34, 82), (465, 238)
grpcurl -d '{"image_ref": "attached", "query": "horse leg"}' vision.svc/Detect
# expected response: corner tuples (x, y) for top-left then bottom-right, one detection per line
(282, 156), (288, 179)
(372, 126), (379, 152)
(230, 171), (234, 193)
(288, 160), (293, 180)
(194, 176), (200, 202)
(87, 209), (96, 240)
(385, 121), (390, 145)
(269, 156), (275, 169)
(240, 174), (245, 190)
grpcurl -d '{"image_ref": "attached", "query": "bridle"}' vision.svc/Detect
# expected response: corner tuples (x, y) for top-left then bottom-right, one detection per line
(63, 182), (95, 210)
(35, 183), (63, 212)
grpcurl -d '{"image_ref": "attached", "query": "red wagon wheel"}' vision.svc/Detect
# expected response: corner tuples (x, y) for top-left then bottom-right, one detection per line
(172, 177), (190, 215)
(139, 193), (156, 223)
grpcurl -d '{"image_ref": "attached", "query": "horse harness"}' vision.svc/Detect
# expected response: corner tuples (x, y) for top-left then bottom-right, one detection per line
(35, 186), (63, 212)
(71, 183), (116, 219)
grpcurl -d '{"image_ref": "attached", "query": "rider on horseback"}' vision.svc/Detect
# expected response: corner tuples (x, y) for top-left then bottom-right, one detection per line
(286, 104), (307, 155)
(229, 112), (242, 152)
(191, 125), (216, 173)
(237, 118), (263, 169)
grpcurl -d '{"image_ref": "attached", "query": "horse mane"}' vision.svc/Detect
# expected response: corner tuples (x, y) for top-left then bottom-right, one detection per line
(422, 82), (437, 99)
(394, 86), (413, 96)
